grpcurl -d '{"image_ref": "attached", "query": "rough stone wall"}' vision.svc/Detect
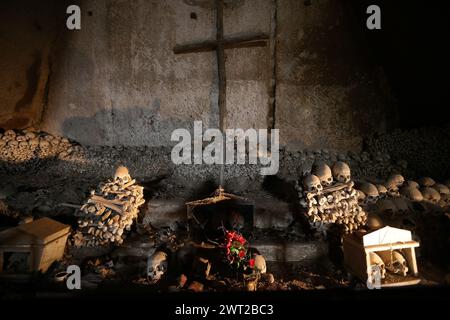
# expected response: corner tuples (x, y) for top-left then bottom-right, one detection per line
(1, 0), (392, 150)
(0, 0), (64, 130)
(275, 0), (391, 151)
(41, 0), (272, 146)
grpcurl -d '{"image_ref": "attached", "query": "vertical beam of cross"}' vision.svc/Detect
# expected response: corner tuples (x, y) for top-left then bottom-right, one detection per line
(173, 0), (270, 187)
(215, 0), (226, 132)
(215, 0), (226, 186)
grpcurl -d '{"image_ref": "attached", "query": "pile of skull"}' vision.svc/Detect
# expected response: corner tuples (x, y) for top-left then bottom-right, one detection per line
(294, 149), (405, 182)
(365, 126), (450, 179)
(343, 151), (407, 182)
(296, 161), (367, 233)
(369, 249), (409, 281)
(356, 174), (450, 216)
(72, 166), (145, 247)
(0, 129), (79, 167)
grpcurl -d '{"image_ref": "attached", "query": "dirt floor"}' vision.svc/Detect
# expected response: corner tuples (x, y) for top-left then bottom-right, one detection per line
(0, 219), (446, 300)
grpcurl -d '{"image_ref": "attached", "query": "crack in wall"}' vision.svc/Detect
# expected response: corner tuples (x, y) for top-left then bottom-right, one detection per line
(268, 0), (278, 130)
(14, 52), (42, 113)
(38, 6), (66, 130)
(38, 54), (53, 129)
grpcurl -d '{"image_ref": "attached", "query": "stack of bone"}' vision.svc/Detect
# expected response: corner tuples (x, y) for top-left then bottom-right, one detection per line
(0, 129), (80, 171)
(72, 166), (145, 247)
(296, 161), (367, 234)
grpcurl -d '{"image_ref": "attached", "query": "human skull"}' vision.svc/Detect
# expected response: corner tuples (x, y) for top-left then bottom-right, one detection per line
(29, 138), (40, 148)
(15, 135), (27, 142)
(392, 197), (412, 214)
(376, 184), (387, 198)
(25, 132), (36, 140)
(377, 250), (408, 277)
(18, 141), (28, 148)
(356, 190), (366, 203)
(366, 213), (383, 229)
(418, 177), (435, 187)
(51, 137), (61, 146)
(114, 166), (131, 183)
(311, 162), (333, 186)
(358, 182), (379, 203)
(229, 211), (245, 231)
(369, 252), (386, 279)
(331, 161), (351, 183)
(7, 140), (18, 148)
(303, 174), (323, 193)
(432, 183), (450, 195)
(41, 134), (53, 141)
(376, 199), (397, 215)
(4, 129), (16, 137)
(400, 186), (423, 202)
(147, 251), (168, 283)
(421, 187), (440, 203)
(386, 174), (405, 192)
(439, 193), (450, 207)
(405, 180), (419, 189)
(39, 140), (50, 148)
(252, 254), (267, 274)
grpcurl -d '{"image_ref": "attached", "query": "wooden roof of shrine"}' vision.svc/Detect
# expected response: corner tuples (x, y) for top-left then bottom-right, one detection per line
(185, 187), (253, 207)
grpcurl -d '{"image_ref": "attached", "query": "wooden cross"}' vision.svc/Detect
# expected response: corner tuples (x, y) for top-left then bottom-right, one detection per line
(173, 0), (269, 131)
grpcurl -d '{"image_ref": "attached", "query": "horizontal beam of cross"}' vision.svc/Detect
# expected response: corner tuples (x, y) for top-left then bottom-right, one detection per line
(173, 33), (269, 54)
(173, 0), (271, 187)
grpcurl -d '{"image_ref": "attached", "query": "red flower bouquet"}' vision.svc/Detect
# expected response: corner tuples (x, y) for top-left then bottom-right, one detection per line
(222, 229), (254, 271)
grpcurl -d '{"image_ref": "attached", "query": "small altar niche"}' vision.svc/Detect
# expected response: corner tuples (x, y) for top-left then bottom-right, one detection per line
(186, 187), (254, 241)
